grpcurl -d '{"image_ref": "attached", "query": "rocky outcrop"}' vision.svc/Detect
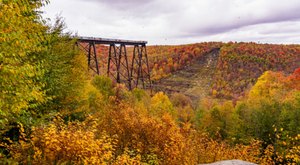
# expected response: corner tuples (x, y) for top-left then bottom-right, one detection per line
(199, 160), (257, 165)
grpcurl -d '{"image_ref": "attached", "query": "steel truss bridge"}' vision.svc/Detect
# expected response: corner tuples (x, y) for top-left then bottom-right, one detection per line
(76, 36), (151, 90)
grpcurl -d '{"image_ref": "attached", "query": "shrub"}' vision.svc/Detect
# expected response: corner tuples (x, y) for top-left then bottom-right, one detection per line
(1, 118), (115, 164)
(150, 92), (175, 118)
(92, 75), (115, 100)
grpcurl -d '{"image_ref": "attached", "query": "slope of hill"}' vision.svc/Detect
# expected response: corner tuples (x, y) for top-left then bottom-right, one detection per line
(3, 1), (300, 164)
(213, 42), (300, 99)
(152, 48), (219, 104)
(150, 42), (300, 102)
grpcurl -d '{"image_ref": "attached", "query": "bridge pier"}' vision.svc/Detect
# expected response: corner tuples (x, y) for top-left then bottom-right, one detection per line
(107, 44), (132, 89)
(131, 45), (151, 89)
(76, 37), (151, 91)
(77, 41), (100, 75)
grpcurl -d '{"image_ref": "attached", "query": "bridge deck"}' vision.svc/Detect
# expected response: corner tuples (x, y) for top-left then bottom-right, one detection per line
(77, 36), (147, 45)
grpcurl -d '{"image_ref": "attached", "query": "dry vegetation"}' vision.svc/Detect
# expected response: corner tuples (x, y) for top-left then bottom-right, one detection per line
(1, 0), (300, 164)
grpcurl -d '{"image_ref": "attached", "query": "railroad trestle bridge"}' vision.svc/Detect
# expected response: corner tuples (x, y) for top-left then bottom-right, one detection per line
(76, 37), (151, 90)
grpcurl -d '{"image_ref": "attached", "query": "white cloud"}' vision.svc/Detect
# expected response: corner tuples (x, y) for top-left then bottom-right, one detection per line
(42, 0), (300, 45)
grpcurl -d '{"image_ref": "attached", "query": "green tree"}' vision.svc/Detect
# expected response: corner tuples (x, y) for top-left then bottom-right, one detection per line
(0, 0), (49, 131)
(236, 70), (300, 146)
(201, 101), (240, 140)
(0, 0), (89, 136)
(40, 19), (89, 113)
(91, 75), (114, 101)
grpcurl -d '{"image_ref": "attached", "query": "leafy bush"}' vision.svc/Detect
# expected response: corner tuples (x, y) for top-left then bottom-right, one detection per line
(150, 92), (175, 118)
(92, 75), (115, 100)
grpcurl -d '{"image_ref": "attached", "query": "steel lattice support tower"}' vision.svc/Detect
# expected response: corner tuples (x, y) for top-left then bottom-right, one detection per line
(77, 41), (100, 75)
(131, 44), (152, 89)
(107, 44), (131, 89)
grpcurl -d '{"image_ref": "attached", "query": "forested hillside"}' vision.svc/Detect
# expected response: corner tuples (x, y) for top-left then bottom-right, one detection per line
(213, 42), (300, 99)
(1, 1), (300, 164)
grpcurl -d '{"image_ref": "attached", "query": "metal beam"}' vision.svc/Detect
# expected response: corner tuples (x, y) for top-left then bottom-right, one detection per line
(77, 36), (147, 45)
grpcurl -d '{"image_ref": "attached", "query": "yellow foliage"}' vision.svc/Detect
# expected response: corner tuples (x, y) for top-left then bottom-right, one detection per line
(89, 99), (186, 164)
(3, 104), (300, 164)
(3, 118), (115, 164)
(150, 92), (175, 118)
(2, 72), (299, 164)
(114, 148), (142, 165)
(248, 71), (291, 103)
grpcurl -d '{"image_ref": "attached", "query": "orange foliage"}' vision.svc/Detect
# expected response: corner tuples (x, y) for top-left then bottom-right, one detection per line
(2, 69), (300, 164)
(213, 42), (300, 99)
(147, 42), (222, 80)
(93, 99), (186, 164)
(3, 118), (115, 164)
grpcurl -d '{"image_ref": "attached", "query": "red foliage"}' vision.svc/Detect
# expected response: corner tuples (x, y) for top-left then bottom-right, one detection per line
(212, 42), (300, 99)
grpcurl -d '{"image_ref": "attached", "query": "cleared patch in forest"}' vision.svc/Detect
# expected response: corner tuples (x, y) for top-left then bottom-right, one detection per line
(152, 48), (220, 104)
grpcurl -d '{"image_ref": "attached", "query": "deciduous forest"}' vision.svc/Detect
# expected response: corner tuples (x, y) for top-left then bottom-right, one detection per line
(1, 0), (299, 164)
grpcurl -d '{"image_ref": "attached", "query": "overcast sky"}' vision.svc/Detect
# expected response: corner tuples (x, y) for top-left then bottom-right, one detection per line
(42, 0), (300, 45)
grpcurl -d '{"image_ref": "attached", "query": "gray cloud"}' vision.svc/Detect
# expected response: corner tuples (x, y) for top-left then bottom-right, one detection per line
(42, 0), (300, 45)
(170, 0), (300, 36)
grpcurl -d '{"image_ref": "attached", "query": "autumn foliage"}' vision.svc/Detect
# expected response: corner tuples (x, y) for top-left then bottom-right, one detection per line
(147, 43), (222, 80)
(1, 0), (300, 164)
(2, 68), (300, 164)
(212, 42), (300, 99)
